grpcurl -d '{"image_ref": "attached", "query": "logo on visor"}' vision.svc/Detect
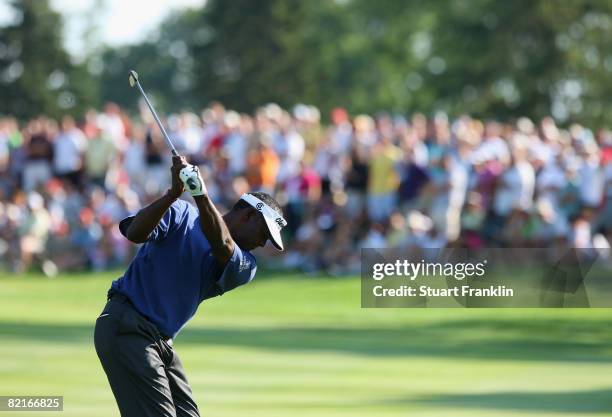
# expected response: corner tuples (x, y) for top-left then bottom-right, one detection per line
(275, 218), (286, 228)
(255, 203), (263, 211)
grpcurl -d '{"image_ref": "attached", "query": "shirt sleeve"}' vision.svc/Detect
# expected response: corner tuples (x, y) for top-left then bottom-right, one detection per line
(118, 199), (188, 242)
(214, 244), (257, 295)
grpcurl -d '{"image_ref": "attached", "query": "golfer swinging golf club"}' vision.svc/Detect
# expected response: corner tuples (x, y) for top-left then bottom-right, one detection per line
(94, 71), (286, 416)
(94, 156), (286, 416)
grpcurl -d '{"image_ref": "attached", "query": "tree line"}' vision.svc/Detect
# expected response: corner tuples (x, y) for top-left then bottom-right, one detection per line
(2, 0), (612, 126)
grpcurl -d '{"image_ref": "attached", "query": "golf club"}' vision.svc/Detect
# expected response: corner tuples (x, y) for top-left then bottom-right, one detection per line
(128, 70), (178, 156)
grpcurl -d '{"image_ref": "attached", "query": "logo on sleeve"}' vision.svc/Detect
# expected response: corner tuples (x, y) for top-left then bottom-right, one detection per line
(238, 256), (251, 273)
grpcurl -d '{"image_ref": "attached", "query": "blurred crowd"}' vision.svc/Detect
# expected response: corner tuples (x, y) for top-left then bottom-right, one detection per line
(1, 101), (611, 275)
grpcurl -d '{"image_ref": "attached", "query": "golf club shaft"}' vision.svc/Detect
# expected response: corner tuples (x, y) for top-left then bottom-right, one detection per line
(134, 81), (178, 156)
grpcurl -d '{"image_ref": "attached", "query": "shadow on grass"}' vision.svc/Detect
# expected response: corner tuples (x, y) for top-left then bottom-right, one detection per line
(1, 317), (611, 363)
(406, 388), (612, 414)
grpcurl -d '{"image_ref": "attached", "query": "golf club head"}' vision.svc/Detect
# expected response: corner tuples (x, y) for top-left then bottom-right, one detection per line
(128, 70), (138, 87)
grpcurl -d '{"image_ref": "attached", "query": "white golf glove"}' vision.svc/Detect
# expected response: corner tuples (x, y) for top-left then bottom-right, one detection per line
(179, 164), (206, 197)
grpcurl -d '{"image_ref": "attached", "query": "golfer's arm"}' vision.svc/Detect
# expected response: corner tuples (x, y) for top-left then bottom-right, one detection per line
(193, 195), (234, 264)
(125, 192), (176, 243)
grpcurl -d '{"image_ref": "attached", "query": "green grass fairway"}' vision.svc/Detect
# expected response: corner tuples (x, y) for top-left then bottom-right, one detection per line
(1, 270), (612, 416)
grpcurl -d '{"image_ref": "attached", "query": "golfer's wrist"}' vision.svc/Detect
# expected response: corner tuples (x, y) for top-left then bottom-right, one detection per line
(165, 189), (181, 201)
(193, 193), (210, 202)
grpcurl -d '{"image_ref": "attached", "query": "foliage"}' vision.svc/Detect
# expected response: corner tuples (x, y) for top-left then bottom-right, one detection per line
(2, 0), (612, 126)
(423, 0), (612, 125)
(189, 0), (321, 112)
(0, 0), (95, 120)
(97, 9), (203, 115)
(165, 0), (612, 125)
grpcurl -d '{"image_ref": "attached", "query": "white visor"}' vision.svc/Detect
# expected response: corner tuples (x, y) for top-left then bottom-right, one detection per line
(240, 193), (287, 250)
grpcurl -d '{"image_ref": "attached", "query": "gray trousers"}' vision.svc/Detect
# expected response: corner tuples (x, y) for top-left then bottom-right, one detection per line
(94, 293), (200, 417)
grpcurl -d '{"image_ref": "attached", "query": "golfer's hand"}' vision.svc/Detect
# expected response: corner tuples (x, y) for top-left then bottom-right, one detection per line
(179, 164), (207, 197)
(169, 155), (188, 199)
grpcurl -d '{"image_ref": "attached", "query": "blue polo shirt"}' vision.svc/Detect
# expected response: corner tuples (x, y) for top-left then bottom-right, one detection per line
(111, 199), (257, 338)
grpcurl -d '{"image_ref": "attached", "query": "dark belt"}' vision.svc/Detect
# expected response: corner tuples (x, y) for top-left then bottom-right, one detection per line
(107, 290), (173, 343)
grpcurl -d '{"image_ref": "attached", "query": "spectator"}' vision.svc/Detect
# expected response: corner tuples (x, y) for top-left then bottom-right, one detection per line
(53, 116), (86, 188)
(144, 128), (169, 196)
(123, 124), (147, 195)
(17, 192), (51, 272)
(489, 135), (535, 243)
(222, 111), (248, 175)
(366, 136), (402, 223)
(97, 102), (127, 151)
(85, 123), (117, 187)
(245, 136), (279, 193)
(22, 118), (55, 192)
(1, 103), (611, 276)
(577, 141), (603, 208)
